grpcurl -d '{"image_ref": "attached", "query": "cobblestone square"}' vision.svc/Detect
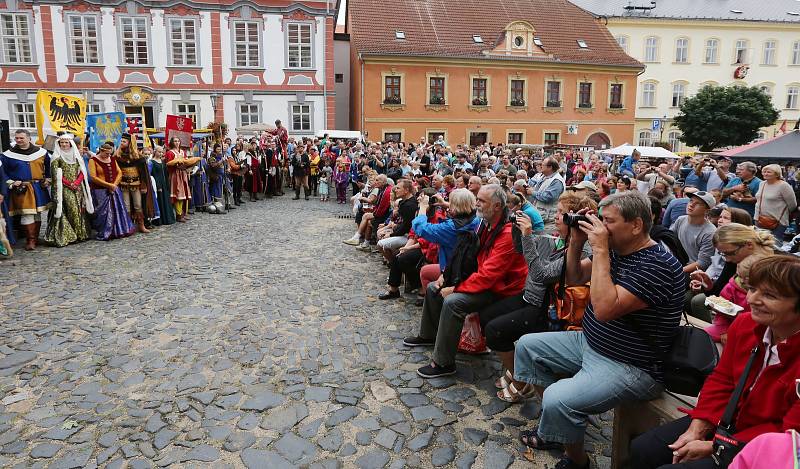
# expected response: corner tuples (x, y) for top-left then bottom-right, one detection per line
(0, 198), (612, 468)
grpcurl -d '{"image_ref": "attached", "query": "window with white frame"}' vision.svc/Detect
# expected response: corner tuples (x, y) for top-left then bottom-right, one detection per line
(644, 36), (659, 62)
(762, 40), (777, 65)
(734, 39), (749, 63)
(671, 82), (687, 107)
(287, 23), (312, 69)
(120, 16), (149, 65)
(232, 20), (260, 67)
(11, 102), (35, 128)
(67, 15), (100, 64)
(86, 102), (103, 114)
(637, 130), (653, 147)
(704, 38), (718, 64)
(667, 131), (682, 152)
(238, 103), (260, 127)
(793, 41), (800, 65)
(174, 102), (199, 127)
(168, 18), (198, 66)
(0, 12), (33, 64)
(754, 131), (768, 142)
(615, 35), (628, 53)
(758, 84), (773, 97)
(641, 81), (656, 107)
(787, 86), (800, 109)
(290, 103), (312, 132)
(675, 37), (689, 63)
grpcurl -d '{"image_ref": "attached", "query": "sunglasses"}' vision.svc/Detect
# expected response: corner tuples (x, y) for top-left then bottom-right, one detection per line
(718, 245), (744, 257)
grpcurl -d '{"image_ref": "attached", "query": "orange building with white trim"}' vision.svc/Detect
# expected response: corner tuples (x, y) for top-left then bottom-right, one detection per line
(348, 0), (643, 148)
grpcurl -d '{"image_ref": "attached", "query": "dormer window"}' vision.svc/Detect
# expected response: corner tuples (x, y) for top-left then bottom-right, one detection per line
(502, 21), (536, 55)
(395, 30), (405, 40)
(513, 36), (524, 48)
(533, 37), (543, 47)
(473, 35), (483, 43)
(577, 39), (588, 49)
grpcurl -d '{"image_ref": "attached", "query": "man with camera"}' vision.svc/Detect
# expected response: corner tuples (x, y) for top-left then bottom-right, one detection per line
(514, 191), (686, 469)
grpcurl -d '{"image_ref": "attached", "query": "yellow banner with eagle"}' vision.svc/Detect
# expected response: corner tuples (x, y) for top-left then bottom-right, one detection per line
(34, 90), (87, 144)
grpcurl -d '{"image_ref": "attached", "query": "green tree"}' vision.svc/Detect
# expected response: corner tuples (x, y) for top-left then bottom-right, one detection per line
(673, 85), (779, 151)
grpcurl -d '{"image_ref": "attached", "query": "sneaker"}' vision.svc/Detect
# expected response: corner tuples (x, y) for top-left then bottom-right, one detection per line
(378, 290), (400, 300)
(417, 362), (457, 379)
(343, 236), (360, 246)
(402, 336), (434, 347)
(356, 242), (371, 251)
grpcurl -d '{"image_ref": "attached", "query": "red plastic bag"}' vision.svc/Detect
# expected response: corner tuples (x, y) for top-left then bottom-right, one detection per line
(458, 313), (488, 354)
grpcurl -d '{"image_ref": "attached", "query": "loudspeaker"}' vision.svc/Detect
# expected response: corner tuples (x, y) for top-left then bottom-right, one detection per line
(0, 120), (9, 152)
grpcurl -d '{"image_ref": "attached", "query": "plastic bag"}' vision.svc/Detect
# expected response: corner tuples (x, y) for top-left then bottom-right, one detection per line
(458, 313), (487, 354)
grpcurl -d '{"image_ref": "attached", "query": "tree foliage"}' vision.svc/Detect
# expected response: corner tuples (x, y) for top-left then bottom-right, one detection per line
(673, 85), (779, 152)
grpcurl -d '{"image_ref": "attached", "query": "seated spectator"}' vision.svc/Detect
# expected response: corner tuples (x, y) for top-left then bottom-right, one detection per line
(376, 179), (418, 262)
(704, 207), (753, 280)
(506, 189), (545, 233)
(359, 175), (394, 250)
(687, 223), (776, 322)
(705, 253), (770, 344)
(486, 192), (594, 403)
(670, 191), (717, 273)
(566, 181), (599, 202)
(403, 185), (528, 378)
(632, 255), (800, 468)
(648, 196), (689, 266)
(729, 430), (800, 469)
(662, 186), (698, 227)
(615, 175), (633, 193)
(468, 176), (482, 198)
(515, 191), (686, 469)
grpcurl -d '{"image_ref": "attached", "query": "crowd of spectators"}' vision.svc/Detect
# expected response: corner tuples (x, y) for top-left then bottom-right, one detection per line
(335, 137), (800, 469)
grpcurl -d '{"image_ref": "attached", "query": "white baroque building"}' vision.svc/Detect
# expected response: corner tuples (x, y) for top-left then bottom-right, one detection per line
(571, 0), (800, 151)
(0, 0), (338, 138)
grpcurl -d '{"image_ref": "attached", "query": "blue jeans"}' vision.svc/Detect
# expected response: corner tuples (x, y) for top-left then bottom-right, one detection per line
(514, 331), (662, 444)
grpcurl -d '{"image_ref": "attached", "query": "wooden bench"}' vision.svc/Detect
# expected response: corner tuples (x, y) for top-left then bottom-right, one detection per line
(611, 315), (713, 469)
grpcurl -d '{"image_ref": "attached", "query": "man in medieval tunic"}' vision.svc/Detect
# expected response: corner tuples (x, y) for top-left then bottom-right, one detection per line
(1, 129), (51, 250)
(114, 134), (153, 233)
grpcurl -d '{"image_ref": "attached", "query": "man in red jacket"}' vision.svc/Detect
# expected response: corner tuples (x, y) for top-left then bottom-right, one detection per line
(404, 184), (528, 378)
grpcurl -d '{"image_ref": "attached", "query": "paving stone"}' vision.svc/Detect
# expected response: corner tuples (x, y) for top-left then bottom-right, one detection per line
(182, 444), (220, 462)
(399, 393), (430, 408)
(260, 404), (308, 432)
(274, 433), (317, 464)
(354, 449), (390, 469)
(325, 406), (360, 427)
(30, 443), (62, 459)
(355, 431), (372, 446)
(153, 429), (178, 450)
(317, 428), (343, 452)
(378, 406), (405, 425)
(0, 352), (37, 369)
(436, 387), (476, 403)
(431, 446), (456, 466)
(410, 405), (445, 422)
(455, 449), (478, 469)
(224, 431), (256, 452)
(339, 443), (357, 457)
(298, 418), (323, 439)
(241, 449), (294, 469)
(50, 447), (92, 469)
(145, 413), (166, 433)
(406, 427), (434, 451)
(369, 381), (397, 402)
(463, 428), (488, 445)
(481, 398), (511, 417)
(483, 441), (514, 469)
(240, 391), (285, 411)
(374, 428), (398, 449)
(304, 387), (331, 402)
(42, 425), (81, 441)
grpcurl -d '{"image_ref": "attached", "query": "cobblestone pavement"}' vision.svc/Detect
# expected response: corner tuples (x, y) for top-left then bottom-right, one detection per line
(0, 196), (613, 469)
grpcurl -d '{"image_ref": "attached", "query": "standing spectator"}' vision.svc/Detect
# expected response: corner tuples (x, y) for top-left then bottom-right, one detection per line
(515, 191), (686, 469)
(618, 149), (640, 177)
(722, 161), (761, 218)
(683, 157), (711, 192)
(670, 191), (717, 273)
(754, 164), (797, 240)
(528, 157), (565, 233)
(662, 186), (698, 227)
(706, 156), (735, 192)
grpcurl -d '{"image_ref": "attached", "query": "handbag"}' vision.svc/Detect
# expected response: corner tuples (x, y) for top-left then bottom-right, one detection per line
(711, 345), (760, 468)
(756, 186), (786, 230)
(629, 312), (720, 396)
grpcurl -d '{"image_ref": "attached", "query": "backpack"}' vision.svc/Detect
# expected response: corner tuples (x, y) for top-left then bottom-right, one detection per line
(442, 230), (480, 288)
(548, 283), (591, 331)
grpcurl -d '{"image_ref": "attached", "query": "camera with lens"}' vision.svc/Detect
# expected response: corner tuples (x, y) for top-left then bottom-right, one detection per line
(421, 187), (438, 198)
(563, 213), (589, 228)
(508, 214), (517, 225)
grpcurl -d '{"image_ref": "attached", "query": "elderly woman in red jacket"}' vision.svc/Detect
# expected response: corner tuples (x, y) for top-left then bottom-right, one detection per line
(632, 255), (800, 469)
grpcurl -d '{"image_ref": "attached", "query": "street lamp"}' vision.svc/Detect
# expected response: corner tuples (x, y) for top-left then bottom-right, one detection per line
(660, 114), (667, 142)
(210, 92), (219, 115)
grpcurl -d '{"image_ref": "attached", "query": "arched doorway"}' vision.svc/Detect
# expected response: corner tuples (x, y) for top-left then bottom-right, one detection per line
(586, 132), (611, 150)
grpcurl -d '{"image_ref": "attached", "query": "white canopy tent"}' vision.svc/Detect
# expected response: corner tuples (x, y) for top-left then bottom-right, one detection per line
(315, 130), (364, 140)
(601, 144), (681, 159)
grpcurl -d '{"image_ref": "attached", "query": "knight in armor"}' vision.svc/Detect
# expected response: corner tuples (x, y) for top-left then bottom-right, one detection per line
(0, 129), (51, 250)
(114, 133), (154, 233)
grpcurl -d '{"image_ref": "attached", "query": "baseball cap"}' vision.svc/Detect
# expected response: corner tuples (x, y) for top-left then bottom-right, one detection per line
(688, 190), (716, 209)
(567, 180), (598, 192)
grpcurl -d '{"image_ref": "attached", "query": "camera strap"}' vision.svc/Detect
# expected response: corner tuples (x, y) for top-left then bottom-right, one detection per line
(718, 345), (760, 433)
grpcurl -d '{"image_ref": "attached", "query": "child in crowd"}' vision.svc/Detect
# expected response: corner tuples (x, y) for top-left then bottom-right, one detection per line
(704, 254), (764, 344)
(333, 160), (349, 204)
(319, 162), (331, 202)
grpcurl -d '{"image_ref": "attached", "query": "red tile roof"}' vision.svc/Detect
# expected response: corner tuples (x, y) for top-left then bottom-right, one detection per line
(349, 0), (642, 68)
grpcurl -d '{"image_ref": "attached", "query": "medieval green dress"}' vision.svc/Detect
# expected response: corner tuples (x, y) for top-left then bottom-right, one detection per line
(149, 158), (176, 225)
(45, 158), (91, 246)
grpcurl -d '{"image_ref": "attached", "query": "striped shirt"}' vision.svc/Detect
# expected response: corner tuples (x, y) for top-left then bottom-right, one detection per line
(583, 244), (686, 382)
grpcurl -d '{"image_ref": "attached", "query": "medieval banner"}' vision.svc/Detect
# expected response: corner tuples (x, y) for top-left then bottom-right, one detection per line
(34, 90), (87, 144)
(86, 112), (126, 151)
(165, 114), (194, 148)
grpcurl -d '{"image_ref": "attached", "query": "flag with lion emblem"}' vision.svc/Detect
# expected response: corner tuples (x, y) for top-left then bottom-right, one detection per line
(86, 112), (126, 151)
(34, 91), (87, 144)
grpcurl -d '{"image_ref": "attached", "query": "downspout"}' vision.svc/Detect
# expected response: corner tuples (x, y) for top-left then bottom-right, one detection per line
(322, 1), (329, 132)
(360, 53), (364, 135)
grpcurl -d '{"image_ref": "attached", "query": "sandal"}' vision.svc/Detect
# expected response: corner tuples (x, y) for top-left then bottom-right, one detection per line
(520, 427), (564, 451)
(497, 382), (535, 403)
(494, 370), (514, 390)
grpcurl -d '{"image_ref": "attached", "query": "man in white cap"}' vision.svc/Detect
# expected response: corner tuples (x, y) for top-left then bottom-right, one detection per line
(566, 180), (598, 200)
(670, 190), (717, 273)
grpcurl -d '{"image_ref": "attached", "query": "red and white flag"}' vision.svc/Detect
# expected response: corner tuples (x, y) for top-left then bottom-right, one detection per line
(779, 120), (787, 133)
(165, 114), (194, 148)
